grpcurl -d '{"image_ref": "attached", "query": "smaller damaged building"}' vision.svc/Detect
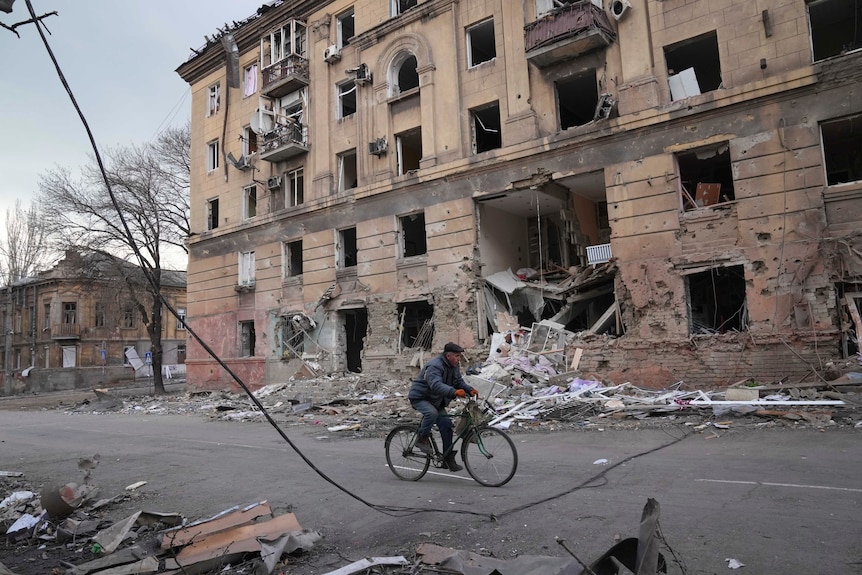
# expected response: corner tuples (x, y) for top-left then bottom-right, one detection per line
(178, 0), (862, 391)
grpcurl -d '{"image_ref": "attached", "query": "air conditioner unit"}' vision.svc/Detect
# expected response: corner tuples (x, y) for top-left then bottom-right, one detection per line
(267, 176), (282, 190)
(323, 44), (341, 63)
(368, 138), (388, 156)
(609, 0), (631, 20)
(353, 63), (372, 86)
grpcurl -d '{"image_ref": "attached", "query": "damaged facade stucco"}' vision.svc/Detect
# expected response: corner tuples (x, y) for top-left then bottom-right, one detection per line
(178, 0), (862, 393)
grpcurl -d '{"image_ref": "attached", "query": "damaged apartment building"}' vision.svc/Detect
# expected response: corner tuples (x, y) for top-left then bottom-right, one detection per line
(177, 0), (862, 391)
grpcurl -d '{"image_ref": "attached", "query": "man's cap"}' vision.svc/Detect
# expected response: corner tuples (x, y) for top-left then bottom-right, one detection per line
(443, 342), (464, 354)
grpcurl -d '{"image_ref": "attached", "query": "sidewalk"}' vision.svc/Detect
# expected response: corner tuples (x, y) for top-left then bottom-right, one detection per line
(0, 380), (187, 410)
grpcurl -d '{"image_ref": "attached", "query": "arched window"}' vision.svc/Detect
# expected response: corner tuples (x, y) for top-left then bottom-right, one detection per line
(390, 52), (419, 96)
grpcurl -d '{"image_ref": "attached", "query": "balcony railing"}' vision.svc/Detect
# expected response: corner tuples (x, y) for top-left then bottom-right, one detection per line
(586, 243), (613, 265)
(524, 1), (616, 68)
(51, 322), (81, 339)
(259, 121), (309, 163)
(261, 55), (309, 99)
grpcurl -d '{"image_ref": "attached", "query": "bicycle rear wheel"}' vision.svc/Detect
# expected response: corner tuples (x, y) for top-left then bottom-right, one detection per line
(462, 426), (518, 487)
(385, 424), (430, 481)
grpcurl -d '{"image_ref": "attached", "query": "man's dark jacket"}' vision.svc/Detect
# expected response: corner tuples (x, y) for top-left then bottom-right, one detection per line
(408, 353), (474, 409)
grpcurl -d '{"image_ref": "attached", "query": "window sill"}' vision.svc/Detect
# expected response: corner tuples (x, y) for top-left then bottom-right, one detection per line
(387, 87), (420, 105)
(235, 283), (256, 293)
(396, 255), (427, 269)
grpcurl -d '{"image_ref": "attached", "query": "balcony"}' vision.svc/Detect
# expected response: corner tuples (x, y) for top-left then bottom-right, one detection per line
(586, 243), (613, 265)
(51, 323), (81, 339)
(524, 2), (616, 68)
(261, 55), (309, 99)
(259, 121), (309, 163)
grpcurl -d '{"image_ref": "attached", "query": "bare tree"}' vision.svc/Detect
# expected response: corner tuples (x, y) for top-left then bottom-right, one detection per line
(0, 199), (51, 284)
(37, 124), (190, 394)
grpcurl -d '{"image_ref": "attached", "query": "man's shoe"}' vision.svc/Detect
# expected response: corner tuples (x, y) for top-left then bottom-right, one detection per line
(415, 435), (432, 456)
(445, 457), (463, 472)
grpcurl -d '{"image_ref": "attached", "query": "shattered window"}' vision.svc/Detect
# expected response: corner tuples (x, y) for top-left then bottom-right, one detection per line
(556, 69), (599, 130)
(470, 102), (502, 154)
(206, 140), (219, 172)
(399, 212), (427, 257)
(398, 301), (434, 349)
(281, 318), (305, 358)
(240, 321), (256, 357)
(821, 114), (862, 185)
(283, 240), (303, 278)
(338, 80), (357, 119)
(286, 168), (304, 207)
(396, 128), (422, 175)
(337, 8), (355, 48)
(207, 82), (220, 116)
(664, 31), (721, 100)
(206, 197), (219, 230)
(807, 0), (862, 61)
(676, 143), (735, 210)
(243, 185), (257, 220)
(467, 19), (496, 68)
(393, 53), (419, 95)
(338, 150), (358, 191)
(392, 0), (417, 16)
(338, 227), (358, 269)
(686, 265), (747, 334)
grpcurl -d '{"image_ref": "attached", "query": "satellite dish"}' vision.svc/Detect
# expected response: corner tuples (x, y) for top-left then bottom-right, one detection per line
(250, 109), (274, 134)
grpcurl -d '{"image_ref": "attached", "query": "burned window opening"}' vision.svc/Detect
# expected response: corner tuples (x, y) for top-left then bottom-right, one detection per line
(687, 265), (747, 334)
(821, 114), (862, 185)
(676, 143), (735, 210)
(398, 301), (434, 349)
(399, 212), (427, 257)
(807, 0), (862, 61)
(467, 19), (496, 68)
(396, 128), (422, 175)
(338, 227), (358, 269)
(665, 31), (721, 100)
(557, 69), (599, 129)
(471, 102), (502, 154)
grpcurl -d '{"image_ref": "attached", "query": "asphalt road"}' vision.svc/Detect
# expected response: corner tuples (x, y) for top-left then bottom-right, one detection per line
(1, 409), (860, 574)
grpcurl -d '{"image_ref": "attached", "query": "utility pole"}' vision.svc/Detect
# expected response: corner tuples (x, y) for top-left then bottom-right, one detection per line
(4, 285), (12, 395)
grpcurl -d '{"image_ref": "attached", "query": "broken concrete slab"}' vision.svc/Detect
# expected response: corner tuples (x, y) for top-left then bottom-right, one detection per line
(417, 542), (579, 575)
(161, 500), (272, 549)
(92, 511), (142, 554)
(320, 556), (409, 575)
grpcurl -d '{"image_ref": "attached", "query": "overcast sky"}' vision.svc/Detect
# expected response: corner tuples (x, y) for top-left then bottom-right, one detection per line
(0, 0), (263, 244)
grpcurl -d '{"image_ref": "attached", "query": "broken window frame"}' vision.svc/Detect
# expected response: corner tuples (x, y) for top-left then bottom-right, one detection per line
(396, 128), (422, 175)
(239, 320), (256, 357)
(281, 317), (305, 358)
(820, 114), (862, 186)
(242, 63), (258, 98)
(242, 125), (258, 156)
(286, 167), (304, 207)
(207, 82), (220, 116)
(337, 227), (358, 270)
(391, 0), (417, 17)
(206, 140), (219, 172)
(685, 264), (748, 335)
(470, 102), (502, 154)
(242, 185), (257, 220)
(283, 239), (303, 278)
(338, 149), (358, 191)
(806, 0), (862, 62)
(556, 68), (599, 130)
(397, 301), (434, 350)
(398, 211), (427, 258)
(390, 52), (419, 97)
(261, 20), (307, 67)
(238, 250), (256, 286)
(206, 197), (219, 231)
(675, 142), (736, 211)
(336, 7), (355, 49)
(467, 18), (496, 68)
(338, 80), (357, 119)
(664, 31), (722, 101)
(122, 305), (136, 329)
(42, 303), (50, 330)
(94, 302), (106, 328)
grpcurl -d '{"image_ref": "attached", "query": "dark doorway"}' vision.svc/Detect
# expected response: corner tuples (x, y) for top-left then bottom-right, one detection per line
(344, 308), (367, 372)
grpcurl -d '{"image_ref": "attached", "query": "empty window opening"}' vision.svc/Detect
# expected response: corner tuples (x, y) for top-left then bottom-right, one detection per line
(467, 19), (496, 67)
(122, 306), (136, 329)
(207, 83), (220, 116)
(243, 63), (258, 97)
(677, 143), (735, 210)
(243, 126), (258, 155)
(665, 31), (721, 100)
(399, 212), (427, 257)
(343, 308), (367, 373)
(206, 140), (219, 172)
(821, 114), (862, 185)
(398, 301), (434, 349)
(286, 167), (304, 206)
(807, 0), (862, 61)
(239, 320), (256, 357)
(243, 185), (257, 220)
(396, 128), (422, 175)
(339, 227), (358, 269)
(392, 0), (417, 16)
(95, 303), (106, 328)
(239, 251), (256, 286)
(206, 198), (219, 230)
(557, 69), (599, 129)
(395, 54), (419, 94)
(337, 8), (355, 48)
(261, 20), (307, 66)
(284, 239), (303, 277)
(338, 150), (358, 191)
(471, 102), (502, 153)
(338, 80), (357, 118)
(687, 265), (747, 334)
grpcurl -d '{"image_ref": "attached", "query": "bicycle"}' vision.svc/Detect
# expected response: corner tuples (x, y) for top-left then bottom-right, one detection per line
(384, 397), (518, 487)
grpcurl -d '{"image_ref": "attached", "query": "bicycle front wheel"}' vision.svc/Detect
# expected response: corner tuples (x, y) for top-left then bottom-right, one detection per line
(462, 426), (518, 487)
(385, 425), (430, 481)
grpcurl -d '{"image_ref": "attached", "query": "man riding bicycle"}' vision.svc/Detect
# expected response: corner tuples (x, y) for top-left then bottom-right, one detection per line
(408, 342), (478, 472)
